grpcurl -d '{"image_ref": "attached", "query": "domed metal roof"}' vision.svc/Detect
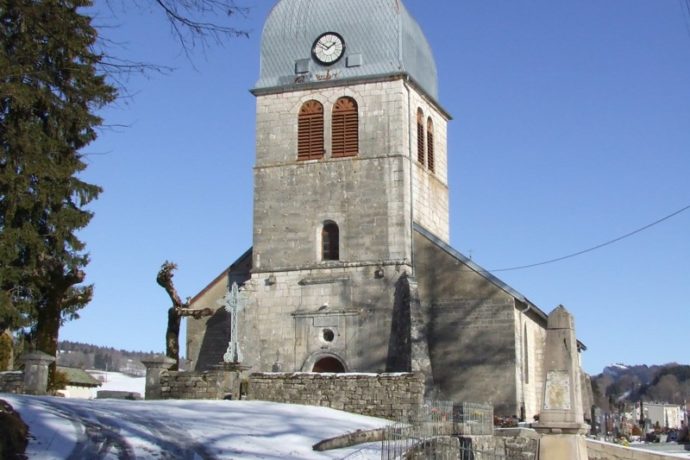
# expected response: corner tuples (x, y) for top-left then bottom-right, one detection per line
(254, 0), (438, 101)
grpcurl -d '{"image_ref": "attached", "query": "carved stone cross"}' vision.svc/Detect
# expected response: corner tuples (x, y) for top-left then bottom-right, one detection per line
(218, 282), (245, 364)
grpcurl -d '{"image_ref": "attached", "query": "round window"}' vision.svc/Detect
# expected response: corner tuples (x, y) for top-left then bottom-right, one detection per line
(322, 328), (335, 343)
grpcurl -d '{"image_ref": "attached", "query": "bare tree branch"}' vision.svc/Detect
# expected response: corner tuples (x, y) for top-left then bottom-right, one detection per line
(156, 261), (212, 369)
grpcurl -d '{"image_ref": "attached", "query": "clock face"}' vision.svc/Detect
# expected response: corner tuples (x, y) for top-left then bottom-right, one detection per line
(312, 32), (345, 65)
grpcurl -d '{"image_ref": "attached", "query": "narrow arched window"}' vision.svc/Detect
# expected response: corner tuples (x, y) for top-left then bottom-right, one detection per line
(417, 108), (425, 165)
(322, 221), (340, 261)
(298, 100), (324, 160)
(427, 117), (435, 173)
(332, 97), (358, 158)
(524, 324), (530, 384)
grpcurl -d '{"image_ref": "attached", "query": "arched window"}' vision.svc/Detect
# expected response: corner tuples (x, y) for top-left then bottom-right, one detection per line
(523, 324), (530, 384)
(427, 117), (435, 173)
(298, 100), (324, 160)
(416, 108), (425, 165)
(332, 97), (358, 158)
(322, 221), (340, 261)
(313, 357), (345, 373)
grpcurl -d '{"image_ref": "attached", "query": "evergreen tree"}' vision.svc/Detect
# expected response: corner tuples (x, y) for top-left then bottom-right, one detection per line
(0, 0), (116, 361)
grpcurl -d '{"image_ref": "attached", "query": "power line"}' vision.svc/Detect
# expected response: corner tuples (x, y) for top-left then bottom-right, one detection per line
(680, 0), (690, 37)
(488, 203), (690, 272)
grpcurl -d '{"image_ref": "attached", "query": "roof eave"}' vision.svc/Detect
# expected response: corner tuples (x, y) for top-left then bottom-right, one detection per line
(413, 223), (548, 320)
(251, 72), (452, 120)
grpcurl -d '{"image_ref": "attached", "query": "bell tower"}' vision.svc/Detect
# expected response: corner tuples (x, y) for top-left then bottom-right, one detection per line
(242, 0), (451, 373)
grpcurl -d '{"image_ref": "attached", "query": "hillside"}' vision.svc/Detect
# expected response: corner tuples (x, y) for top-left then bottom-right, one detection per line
(57, 341), (161, 376)
(592, 363), (690, 410)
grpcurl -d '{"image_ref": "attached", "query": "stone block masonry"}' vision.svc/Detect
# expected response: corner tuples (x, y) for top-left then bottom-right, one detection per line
(247, 372), (425, 420)
(0, 371), (24, 394)
(586, 439), (681, 460)
(159, 370), (242, 400)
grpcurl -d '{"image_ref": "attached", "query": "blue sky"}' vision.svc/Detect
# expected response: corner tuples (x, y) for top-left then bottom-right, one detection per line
(63, 0), (690, 375)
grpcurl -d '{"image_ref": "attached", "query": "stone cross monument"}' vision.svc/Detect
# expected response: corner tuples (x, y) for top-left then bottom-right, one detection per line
(535, 305), (589, 459)
(219, 282), (244, 364)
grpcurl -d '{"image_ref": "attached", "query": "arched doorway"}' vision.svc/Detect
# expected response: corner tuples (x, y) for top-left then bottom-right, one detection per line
(312, 357), (346, 373)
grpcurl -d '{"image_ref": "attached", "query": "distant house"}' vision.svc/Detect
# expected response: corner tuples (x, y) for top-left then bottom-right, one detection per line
(57, 367), (101, 399)
(636, 402), (685, 430)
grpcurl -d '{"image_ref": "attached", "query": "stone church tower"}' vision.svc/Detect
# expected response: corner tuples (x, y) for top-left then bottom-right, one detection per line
(187, 0), (570, 419)
(246, 0), (448, 375)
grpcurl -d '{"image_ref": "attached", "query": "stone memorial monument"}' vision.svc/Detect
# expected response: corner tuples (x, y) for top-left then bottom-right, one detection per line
(534, 305), (589, 459)
(220, 282), (244, 365)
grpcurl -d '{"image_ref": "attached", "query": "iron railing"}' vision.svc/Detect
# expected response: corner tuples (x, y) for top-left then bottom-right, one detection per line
(381, 400), (495, 459)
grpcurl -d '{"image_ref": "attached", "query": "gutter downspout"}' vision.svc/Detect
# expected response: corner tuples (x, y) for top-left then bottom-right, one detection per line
(518, 301), (532, 421)
(405, 77), (415, 276)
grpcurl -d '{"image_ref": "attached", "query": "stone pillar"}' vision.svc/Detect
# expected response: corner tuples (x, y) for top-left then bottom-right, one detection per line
(142, 356), (176, 400)
(22, 351), (55, 395)
(408, 277), (433, 393)
(534, 305), (589, 460)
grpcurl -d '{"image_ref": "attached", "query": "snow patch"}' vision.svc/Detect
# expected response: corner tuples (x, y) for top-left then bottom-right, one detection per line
(2, 395), (391, 459)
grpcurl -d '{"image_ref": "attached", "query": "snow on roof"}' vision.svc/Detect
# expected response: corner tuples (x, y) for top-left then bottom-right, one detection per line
(57, 367), (101, 387)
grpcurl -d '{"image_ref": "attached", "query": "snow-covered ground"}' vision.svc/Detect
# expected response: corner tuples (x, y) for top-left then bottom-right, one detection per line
(87, 370), (146, 398)
(2, 395), (390, 459)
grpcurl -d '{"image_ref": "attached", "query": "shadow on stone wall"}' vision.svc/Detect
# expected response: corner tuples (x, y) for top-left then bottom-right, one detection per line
(427, 291), (516, 415)
(195, 308), (231, 371)
(386, 274), (411, 372)
(415, 231), (517, 415)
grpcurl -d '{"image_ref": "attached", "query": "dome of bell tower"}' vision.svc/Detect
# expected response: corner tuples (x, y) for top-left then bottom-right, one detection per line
(254, 0), (439, 101)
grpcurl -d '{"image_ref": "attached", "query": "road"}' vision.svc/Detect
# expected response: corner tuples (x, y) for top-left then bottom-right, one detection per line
(12, 396), (218, 459)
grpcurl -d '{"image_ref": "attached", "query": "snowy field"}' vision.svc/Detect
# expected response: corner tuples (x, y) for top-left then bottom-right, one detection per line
(86, 370), (146, 398)
(3, 395), (390, 459)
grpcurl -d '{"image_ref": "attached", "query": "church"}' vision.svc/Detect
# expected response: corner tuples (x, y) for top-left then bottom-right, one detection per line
(186, 0), (567, 419)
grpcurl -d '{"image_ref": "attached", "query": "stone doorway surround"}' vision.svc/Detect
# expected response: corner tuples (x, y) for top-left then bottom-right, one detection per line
(302, 352), (348, 373)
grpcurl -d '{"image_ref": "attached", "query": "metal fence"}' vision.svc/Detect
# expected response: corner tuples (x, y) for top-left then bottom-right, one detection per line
(381, 401), (495, 459)
(453, 402), (494, 436)
(458, 441), (508, 460)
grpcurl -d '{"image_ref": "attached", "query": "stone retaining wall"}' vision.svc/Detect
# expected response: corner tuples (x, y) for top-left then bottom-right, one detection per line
(159, 370), (242, 400)
(587, 439), (685, 460)
(458, 429), (539, 460)
(0, 371), (24, 394)
(247, 372), (425, 420)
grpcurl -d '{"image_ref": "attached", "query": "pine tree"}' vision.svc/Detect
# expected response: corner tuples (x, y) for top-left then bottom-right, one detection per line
(0, 0), (116, 362)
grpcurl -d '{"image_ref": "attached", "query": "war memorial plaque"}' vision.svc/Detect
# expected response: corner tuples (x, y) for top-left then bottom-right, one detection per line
(543, 370), (571, 411)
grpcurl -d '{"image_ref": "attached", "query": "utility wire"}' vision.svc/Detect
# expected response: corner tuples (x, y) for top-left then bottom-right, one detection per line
(488, 203), (690, 273)
(680, 0), (690, 37)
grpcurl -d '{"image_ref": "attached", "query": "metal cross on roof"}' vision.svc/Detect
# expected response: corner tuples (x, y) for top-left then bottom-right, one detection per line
(218, 282), (245, 364)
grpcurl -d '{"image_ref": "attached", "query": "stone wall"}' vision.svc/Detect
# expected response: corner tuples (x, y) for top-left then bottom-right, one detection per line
(159, 370), (242, 400)
(414, 229), (522, 416)
(253, 81), (414, 271)
(247, 372), (424, 420)
(412, 226), (555, 419)
(409, 87), (450, 242)
(586, 439), (684, 460)
(187, 250), (251, 372)
(0, 371), (23, 394)
(234, 262), (415, 375)
(460, 429), (540, 460)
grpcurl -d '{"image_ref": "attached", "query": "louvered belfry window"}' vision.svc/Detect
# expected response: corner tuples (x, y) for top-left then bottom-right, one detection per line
(332, 97), (359, 158)
(322, 221), (340, 261)
(417, 109), (425, 165)
(298, 100), (324, 160)
(427, 117), (435, 173)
